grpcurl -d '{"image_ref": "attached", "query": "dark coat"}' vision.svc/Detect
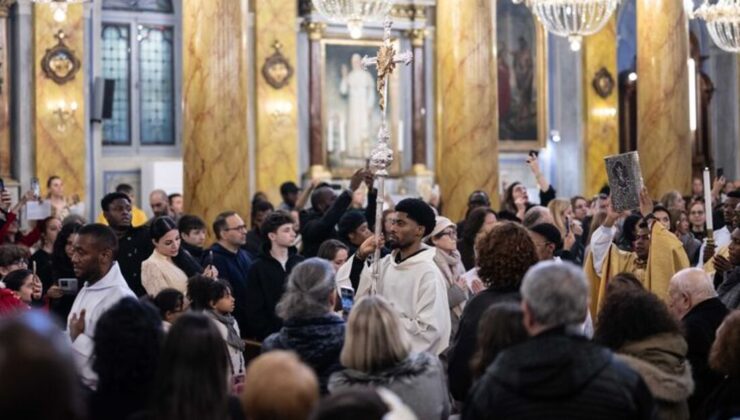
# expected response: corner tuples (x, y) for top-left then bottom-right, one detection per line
(300, 190), (352, 258)
(243, 245), (304, 340)
(700, 376), (740, 420)
(180, 240), (205, 264)
(682, 298), (729, 415)
(447, 286), (520, 401)
(210, 243), (253, 336)
(116, 226), (153, 297)
(463, 328), (655, 420)
(262, 313), (345, 394)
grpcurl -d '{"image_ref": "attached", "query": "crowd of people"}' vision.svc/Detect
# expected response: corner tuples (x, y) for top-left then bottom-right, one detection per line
(1, 156), (740, 420)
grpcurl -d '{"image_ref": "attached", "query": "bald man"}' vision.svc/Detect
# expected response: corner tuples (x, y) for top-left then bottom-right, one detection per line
(667, 268), (729, 415)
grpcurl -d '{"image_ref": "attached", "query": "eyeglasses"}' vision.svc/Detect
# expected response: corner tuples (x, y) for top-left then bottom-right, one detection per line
(437, 230), (457, 239)
(10, 259), (28, 267)
(224, 225), (248, 232)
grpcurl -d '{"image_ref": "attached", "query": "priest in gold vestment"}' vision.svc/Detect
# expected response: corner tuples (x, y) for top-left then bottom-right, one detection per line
(585, 189), (690, 314)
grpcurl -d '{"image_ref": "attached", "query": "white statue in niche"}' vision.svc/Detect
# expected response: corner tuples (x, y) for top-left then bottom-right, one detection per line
(340, 53), (375, 158)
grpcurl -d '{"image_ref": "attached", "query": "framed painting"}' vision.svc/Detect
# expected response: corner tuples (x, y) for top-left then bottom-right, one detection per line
(103, 170), (142, 206)
(496, 1), (548, 151)
(321, 38), (403, 178)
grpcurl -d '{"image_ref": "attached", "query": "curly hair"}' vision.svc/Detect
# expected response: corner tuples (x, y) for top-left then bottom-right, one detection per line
(93, 297), (163, 394)
(594, 289), (681, 350)
(476, 222), (538, 289)
(709, 310), (740, 377)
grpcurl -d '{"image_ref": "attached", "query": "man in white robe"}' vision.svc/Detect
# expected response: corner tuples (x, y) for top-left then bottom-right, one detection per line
(348, 198), (451, 355)
(67, 224), (135, 389)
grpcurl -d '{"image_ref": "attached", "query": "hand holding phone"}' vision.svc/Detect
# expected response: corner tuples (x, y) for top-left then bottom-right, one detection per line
(30, 177), (40, 200)
(340, 287), (354, 314)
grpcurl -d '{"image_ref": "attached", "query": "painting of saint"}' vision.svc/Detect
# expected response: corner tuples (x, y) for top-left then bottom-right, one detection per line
(497, 1), (547, 150)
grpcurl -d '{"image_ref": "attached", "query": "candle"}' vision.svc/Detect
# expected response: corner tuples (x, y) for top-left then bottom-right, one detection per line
(397, 120), (404, 152)
(327, 118), (334, 153)
(703, 167), (713, 231)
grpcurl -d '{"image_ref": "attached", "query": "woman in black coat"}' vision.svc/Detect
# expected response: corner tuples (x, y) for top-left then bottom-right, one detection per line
(447, 222), (539, 402)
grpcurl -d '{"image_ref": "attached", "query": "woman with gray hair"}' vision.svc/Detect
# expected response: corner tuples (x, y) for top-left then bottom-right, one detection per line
(261, 258), (345, 394)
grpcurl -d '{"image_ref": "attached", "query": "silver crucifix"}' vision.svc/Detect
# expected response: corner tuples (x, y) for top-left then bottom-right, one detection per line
(360, 18), (413, 291)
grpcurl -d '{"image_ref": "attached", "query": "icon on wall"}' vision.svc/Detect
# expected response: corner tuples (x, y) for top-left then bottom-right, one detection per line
(41, 30), (81, 85)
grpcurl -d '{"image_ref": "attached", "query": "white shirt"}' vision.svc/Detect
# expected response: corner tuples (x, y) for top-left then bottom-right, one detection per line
(67, 262), (135, 389)
(589, 225), (618, 276)
(355, 245), (451, 355)
(696, 226), (732, 267)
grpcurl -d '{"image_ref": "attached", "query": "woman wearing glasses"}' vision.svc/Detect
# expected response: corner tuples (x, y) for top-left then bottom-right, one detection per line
(426, 217), (469, 340)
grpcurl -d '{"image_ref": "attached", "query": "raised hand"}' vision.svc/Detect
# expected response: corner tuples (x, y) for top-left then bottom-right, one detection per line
(357, 234), (384, 261)
(639, 187), (654, 218)
(349, 169), (366, 192)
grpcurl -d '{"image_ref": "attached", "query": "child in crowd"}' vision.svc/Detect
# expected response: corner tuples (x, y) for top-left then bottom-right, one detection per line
(152, 288), (185, 332)
(206, 280), (246, 390)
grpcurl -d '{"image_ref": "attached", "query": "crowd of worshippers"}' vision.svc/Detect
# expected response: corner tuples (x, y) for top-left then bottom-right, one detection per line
(1, 155), (740, 420)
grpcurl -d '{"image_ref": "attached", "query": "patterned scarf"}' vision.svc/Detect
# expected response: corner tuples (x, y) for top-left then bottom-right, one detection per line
(210, 310), (245, 352)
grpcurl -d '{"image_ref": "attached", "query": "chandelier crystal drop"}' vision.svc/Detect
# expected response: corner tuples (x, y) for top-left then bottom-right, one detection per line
(513, 0), (620, 51)
(311, 0), (393, 39)
(693, 0), (740, 53)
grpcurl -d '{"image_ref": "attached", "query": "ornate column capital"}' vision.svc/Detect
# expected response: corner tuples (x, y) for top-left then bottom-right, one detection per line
(0, 0), (17, 18)
(302, 21), (326, 41)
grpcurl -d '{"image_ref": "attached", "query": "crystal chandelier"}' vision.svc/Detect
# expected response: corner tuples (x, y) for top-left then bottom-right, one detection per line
(692, 0), (740, 53)
(32, 0), (90, 23)
(513, 0), (620, 51)
(311, 0), (393, 39)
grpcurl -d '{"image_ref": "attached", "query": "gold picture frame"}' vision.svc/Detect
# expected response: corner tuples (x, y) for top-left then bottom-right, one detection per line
(41, 30), (81, 85)
(320, 37), (403, 179)
(496, 2), (548, 152)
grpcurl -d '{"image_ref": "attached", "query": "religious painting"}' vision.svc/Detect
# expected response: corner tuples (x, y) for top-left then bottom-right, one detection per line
(103, 170), (142, 207)
(496, 1), (548, 151)
(321, 39), (402, 178)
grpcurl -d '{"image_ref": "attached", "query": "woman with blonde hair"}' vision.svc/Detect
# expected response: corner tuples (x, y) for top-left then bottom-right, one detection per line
(328, 296), (450, 420)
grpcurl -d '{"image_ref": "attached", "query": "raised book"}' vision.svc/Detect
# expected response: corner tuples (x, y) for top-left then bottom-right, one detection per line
(604, 151), (643, 213)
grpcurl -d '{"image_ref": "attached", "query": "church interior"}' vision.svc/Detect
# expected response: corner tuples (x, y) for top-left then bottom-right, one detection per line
(4, 1), (740, 420)
(1, 0), (736, 223)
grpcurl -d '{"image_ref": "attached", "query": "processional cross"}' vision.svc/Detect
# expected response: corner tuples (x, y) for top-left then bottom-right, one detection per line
(361, 18), (413, 292)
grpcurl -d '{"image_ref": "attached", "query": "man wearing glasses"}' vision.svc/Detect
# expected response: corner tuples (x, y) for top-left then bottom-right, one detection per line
(210, 211), (253, 336)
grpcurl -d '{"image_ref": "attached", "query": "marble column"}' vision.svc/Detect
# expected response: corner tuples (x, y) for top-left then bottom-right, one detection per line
(305, 22), (330, 179)
(183, 0), (250, 228)
(636, 0), (691, 196)
(582, 17), (619, 197)
(0, 0), (14, 178)
(253, 0), (299, 204)
(34, 3), (86, 198)
(410, 28), (429, 175)
(12, 0), (32, 188)
(437, 0), (499, 220)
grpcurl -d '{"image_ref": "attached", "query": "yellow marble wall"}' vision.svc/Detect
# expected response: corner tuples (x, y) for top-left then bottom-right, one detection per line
(183, 0), (250, 229)
(637, 0), (691, 197)
(436, 0), (499, 221)
(34, 4), (86, 198)
(582, 18), (619, 198)
(253, 0), (298, 204)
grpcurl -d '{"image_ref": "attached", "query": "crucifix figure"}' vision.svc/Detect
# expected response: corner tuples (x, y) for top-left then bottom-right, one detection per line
(360, 18), (413, 291)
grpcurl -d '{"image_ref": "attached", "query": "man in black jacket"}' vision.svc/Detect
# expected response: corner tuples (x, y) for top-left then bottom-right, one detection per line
(301, 169), (367, 258)
(210, 211), (253, 336)
(101, 192), (152, 297)
(464, 261), (654, 420)
(178, 214), (207, 263)
(244, 211), (304, 340)
(668, 268), (729, 415)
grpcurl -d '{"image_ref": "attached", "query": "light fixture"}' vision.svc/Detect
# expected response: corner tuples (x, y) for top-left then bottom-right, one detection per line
(49, 100), (78, 132)
(513, 0), (620, 52)
(311, 0), (393, 40)
(32, 0), (90, 22)
(628, 72), (638, 82)
(692, 0), (740, 53)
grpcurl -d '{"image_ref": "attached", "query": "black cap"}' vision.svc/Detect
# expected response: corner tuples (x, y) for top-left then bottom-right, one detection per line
(529, 223), (563, 250)
(280, 181), (301, 195)
(468, 191), (491, 207)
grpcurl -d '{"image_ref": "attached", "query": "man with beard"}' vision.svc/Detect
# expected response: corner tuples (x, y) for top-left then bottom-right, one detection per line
(585, 188), (689, 312)
(704, 200), (740, 276)
(101, 192), (153, 296)
(711, 226), (740, 309)
(67, 224), (135, 388)
(350, 198), (450, 355)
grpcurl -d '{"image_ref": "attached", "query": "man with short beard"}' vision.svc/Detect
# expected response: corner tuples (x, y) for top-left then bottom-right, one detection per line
(67, 224), (135, 388)
(350, 198), (450, 355)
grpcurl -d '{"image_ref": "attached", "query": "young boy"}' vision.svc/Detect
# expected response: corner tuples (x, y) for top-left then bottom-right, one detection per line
(244, 211), (305, 340)
(178, 214), (207, 262)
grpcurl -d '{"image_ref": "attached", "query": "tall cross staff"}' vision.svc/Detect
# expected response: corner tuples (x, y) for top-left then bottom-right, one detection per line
(361, 18), (413, 292)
